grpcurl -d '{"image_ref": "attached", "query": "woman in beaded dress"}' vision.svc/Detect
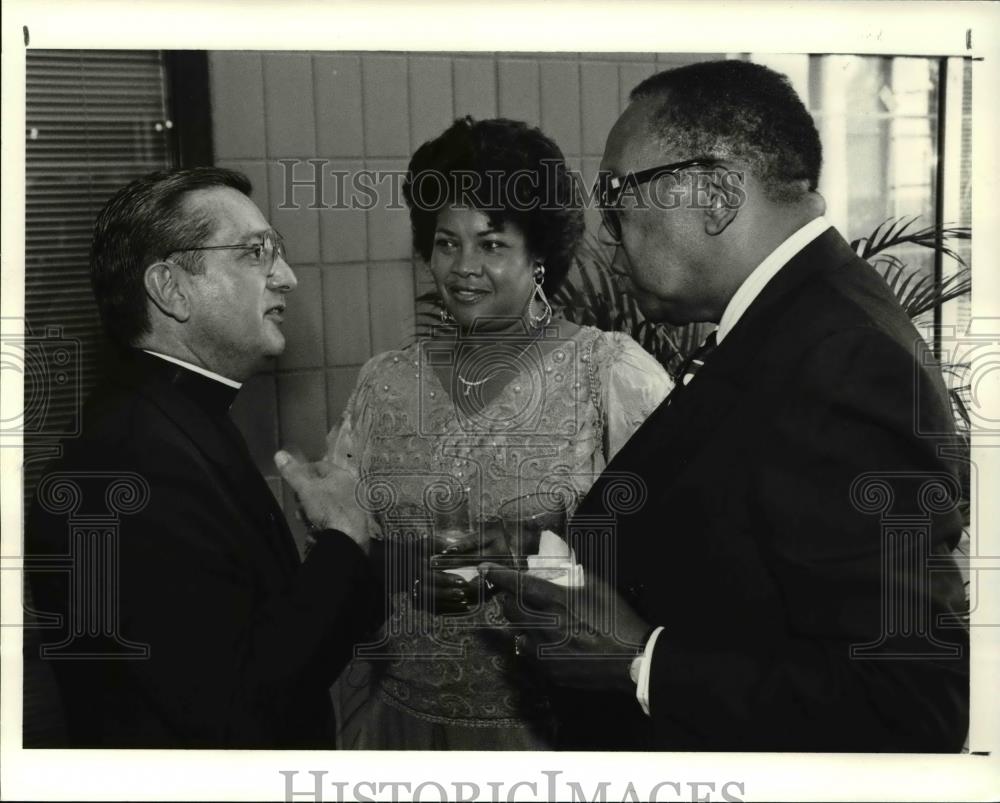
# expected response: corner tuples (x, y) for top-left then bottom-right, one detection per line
(328, 117), (672, 749)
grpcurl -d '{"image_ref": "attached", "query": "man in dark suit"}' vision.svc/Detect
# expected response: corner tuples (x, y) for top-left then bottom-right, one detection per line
(27, 167), (374, 748)
(486, 60), (968, 751)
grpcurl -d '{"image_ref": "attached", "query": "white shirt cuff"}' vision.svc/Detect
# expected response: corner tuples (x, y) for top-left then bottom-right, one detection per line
(634, 626), (664, 717)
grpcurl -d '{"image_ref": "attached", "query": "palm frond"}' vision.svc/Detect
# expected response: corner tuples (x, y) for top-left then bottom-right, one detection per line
(940, 364), (972, 430)
(950, 385), (972, 429)
(851, 216), (970, 267)
(871, 263), (972, 319)
(870, 254), (907, 278)
(851, 216), (920, 259)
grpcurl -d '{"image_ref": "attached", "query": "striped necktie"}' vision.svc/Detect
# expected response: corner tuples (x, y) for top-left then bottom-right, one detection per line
(679, 330), (718, 386)
(667, 330), (718, 403)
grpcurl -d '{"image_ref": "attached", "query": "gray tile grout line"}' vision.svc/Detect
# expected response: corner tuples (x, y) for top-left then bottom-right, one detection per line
(306, 53), (327, 419)
(358, 54), (374, 381)
(257, 53), (285, 457)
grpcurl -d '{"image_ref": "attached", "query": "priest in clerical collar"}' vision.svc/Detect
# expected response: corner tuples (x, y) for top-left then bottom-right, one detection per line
(27, 166), (377, 749)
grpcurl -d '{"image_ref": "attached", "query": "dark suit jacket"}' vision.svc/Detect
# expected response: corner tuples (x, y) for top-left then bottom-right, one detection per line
(569, 228), (969, 751)
(27, 350), (375, 748)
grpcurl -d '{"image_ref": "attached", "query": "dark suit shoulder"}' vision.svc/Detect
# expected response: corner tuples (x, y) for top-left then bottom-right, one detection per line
(58, 373), (204, 472)
(744, 252), (940, 397)
(29, 379), (215, 552)
(801, 254), (926, 350)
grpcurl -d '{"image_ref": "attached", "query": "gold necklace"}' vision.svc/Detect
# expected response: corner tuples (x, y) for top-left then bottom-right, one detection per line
(456, 329), (545, 397)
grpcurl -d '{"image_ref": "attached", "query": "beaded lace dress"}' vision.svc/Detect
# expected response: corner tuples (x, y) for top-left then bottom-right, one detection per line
(329, 325), (671, 742)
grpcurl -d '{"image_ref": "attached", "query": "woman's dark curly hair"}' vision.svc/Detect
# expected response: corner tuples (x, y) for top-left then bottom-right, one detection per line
(403, 117), (583, 294)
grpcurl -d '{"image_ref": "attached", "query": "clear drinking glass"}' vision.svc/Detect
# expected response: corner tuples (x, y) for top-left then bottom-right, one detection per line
(427, 488), (507, 578)
(497, 490), (576, 569)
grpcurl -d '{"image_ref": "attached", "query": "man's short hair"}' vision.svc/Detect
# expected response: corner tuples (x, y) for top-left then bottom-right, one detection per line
(630, 60), (822, 203)
(90, 166), (252, 347)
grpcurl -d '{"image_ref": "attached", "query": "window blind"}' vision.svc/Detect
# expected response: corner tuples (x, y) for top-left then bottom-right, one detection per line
(24, 49), (174, 494)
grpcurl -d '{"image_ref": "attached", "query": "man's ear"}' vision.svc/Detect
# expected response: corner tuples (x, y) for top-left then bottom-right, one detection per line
(701, 167), (741, 236)
(144, 260), (191, 322)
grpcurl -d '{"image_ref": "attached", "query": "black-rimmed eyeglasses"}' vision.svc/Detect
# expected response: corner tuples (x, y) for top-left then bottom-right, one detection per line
(167, 229), (287, 273)
(595, 158), (716, 244)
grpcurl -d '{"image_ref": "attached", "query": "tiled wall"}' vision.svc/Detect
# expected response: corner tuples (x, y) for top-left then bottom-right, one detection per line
(209, 50), (725, 547)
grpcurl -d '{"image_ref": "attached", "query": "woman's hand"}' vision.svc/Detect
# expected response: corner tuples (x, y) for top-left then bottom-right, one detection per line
(412, 565), (474, 615)
(410, 529), (501, 615)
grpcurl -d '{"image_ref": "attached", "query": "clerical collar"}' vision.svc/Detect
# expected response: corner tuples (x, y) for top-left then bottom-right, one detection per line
(139, 349), (241, 416)
(141, 350), (242, 388)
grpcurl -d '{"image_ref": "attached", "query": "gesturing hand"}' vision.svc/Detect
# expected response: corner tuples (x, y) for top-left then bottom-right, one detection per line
(274, 427), (368, 551)
(480, 564), (651, 695)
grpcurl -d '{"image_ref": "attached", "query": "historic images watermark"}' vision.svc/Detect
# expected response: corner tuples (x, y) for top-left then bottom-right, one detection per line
(841, 322), (992, 659)
(5, 315), (152, 660)
(848, 470), (966, 659)
(276, 158), (747, 214)
(2, 317), (85, 629)
(416, 321), (578, 436)
(933, 320), (1000, 631)
(280, 769), (746, 803)
(1, 317), (82, 446)
(26, 471), (152, 658)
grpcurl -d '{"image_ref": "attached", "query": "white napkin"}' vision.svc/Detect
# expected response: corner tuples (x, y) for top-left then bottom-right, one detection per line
(525, 529), (585, 587)
(442, 566), (480, 582)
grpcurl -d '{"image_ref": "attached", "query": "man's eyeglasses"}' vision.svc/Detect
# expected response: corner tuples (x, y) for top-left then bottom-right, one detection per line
(595, 158), (716, 244)
(167, 229), (287, 273)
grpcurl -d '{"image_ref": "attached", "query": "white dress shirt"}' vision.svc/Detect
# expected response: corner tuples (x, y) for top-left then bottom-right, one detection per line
(142, 349), (243, 389)
(632, 215), (831, 716)
(716, 216), (831, 344)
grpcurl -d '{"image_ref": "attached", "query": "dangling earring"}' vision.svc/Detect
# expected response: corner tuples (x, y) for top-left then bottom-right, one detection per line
(440, 305), (456, 324)
(528, 262), (552, 328)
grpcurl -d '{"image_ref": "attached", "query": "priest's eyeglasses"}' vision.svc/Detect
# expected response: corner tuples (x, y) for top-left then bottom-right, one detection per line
(167, 229), (287, 273)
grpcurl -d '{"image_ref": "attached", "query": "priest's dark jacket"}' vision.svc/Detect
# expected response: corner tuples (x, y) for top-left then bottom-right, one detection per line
(26, 349), (376, 748)
(565, 227), (969, 752)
